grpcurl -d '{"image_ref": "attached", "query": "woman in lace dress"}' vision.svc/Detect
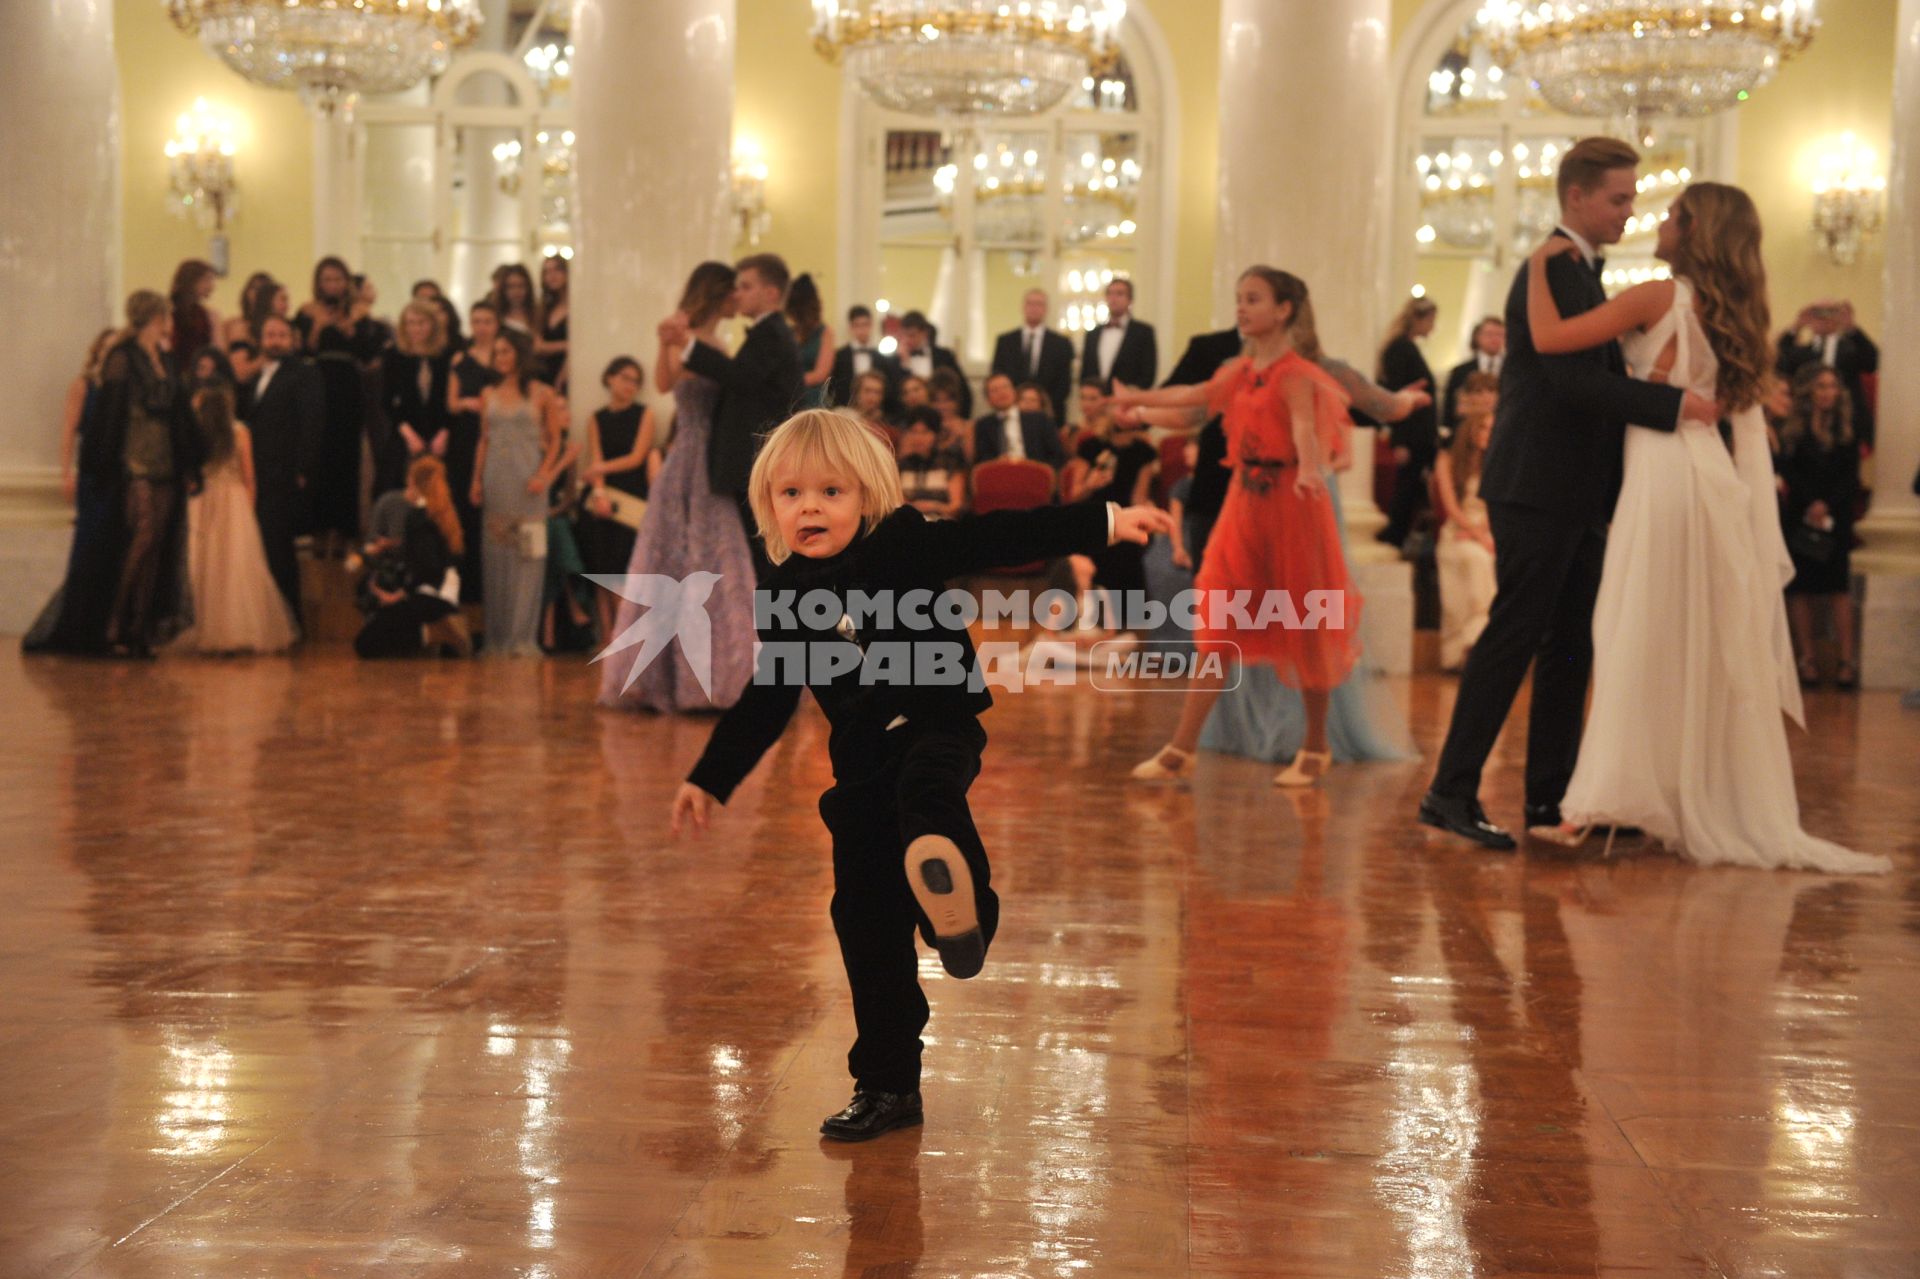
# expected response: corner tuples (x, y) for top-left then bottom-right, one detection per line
(1523, 182), (1887, 873)
(597, 262), (759, 712)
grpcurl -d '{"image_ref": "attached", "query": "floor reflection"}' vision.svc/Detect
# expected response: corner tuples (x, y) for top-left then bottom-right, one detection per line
(1, 650), (1914, 1277)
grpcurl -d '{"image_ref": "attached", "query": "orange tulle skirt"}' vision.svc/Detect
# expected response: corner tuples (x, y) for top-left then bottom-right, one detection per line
(1192, 470), (1360, 692)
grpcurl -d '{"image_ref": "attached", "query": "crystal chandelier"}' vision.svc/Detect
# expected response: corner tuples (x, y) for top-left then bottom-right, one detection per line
(524, 40), (574, 100)
(166, 0), (483, 118)
(1485, 1), (1818, 129)
(811, 0), (1126, 117)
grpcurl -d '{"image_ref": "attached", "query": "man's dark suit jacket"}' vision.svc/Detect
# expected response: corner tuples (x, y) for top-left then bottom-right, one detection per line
(1163, 328), (1243, 524)
(242, 357), (325, 491)
(1441, 357), (1494, 435)
(898, 343), (973, 418)
(683, 312), (805, 497)
(990, 327), (1075, 419)
(972, 408), (1065, 468)
(1479, 234), (1687, 527)
(1081, 318), (1158, 392)
(826, 344), (902, 408)
(1776, 329), (1879, 445)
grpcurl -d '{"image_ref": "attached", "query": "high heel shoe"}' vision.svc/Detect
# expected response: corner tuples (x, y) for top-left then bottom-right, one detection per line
(1130, 744), (1195, 781)
(1273, 749), (1331, 788)
(1528, 821), (1592, 847)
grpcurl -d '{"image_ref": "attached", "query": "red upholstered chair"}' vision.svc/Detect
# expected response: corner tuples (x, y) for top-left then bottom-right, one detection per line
(1155, 435), (1191, 506)
(968, 459), (1057, 575)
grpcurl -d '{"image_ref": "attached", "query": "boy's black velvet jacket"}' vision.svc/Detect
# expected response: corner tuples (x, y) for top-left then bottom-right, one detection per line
(687, 501), (1112, 802)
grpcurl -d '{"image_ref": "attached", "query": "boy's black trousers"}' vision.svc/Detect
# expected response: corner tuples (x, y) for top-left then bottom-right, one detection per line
(818, 716), (996, 1095)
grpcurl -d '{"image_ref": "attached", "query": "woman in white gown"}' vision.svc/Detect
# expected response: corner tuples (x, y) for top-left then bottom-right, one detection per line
(1524, 182), (1887, 874)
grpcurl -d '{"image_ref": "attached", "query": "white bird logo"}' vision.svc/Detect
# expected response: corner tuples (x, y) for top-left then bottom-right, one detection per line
(584, 571), (724, 698)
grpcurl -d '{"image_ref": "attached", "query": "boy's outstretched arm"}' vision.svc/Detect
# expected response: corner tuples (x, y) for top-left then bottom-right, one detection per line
(905, 501), (1172, 581)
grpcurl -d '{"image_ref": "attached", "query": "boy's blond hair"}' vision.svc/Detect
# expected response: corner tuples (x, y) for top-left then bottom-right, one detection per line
(748, 409), (906, 565)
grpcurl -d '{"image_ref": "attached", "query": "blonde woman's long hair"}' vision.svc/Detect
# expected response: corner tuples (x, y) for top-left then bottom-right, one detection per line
(1379, 296), (1438, 363)
(1778, 361), (1854, 454)
(748, 409), (905, 565)
(1666, 181), (1771, 414)
(409, 456), (464, 557)
(395, 299), (449, 358)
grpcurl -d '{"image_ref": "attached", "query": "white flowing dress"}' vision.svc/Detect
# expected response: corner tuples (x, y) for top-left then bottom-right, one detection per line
(1562, 278), (1888, 873)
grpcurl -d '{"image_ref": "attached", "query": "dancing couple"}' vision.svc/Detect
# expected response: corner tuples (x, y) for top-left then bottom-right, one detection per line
(1417, 136), (1886, 874)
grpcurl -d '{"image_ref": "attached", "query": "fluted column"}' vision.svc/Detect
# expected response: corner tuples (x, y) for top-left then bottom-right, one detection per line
(2, 1), (119, 484)
(1857, 0), (1920, 688)
(1216, 0), (1408, 672)
(571, 0), (734, 429)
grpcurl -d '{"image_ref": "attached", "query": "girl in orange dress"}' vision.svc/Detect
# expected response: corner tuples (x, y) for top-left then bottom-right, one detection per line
(1112, 267), (1361, 787)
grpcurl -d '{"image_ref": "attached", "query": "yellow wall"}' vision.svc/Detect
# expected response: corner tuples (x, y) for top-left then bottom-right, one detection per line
(1732, 0), (1897, 337)
(732, 0), (848, 313)
(116, 0), (315, 317)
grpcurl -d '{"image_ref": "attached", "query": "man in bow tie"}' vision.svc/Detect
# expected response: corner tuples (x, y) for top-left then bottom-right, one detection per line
(827, 304), (903, 410)
(1080, 277), (1156, 393)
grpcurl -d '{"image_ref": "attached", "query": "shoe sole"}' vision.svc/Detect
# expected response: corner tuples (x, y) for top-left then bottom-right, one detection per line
(905, 835), (985, 980)
(819, 1108), (925, 1143)
(1418, 809), (1517, 852)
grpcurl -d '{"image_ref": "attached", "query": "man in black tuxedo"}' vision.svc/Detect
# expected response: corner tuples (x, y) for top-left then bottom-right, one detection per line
(1420, 138), (1719, 851)
(972, 372), (1065, 468)
(826, 304), (902, 408)
(674, 252), (805, 578)
(1441, 316), (1506, 436)
(1776, 300), (1878, 445)
(1080, 278), (1157, 393)
(241, 314), (324, 622)
(895, 311), (971, 418)
(990, 288), (1075, 419)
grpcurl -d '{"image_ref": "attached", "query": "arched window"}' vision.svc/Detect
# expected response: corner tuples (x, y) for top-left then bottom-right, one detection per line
(843, 19), (1174, 373)
(353, 1), (576, 311)
(1389, 2), (1729, 365)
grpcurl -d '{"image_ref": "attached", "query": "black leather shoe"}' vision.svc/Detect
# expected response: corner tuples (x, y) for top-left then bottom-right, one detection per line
(820, 1088), (923, 1142)
(1419, 793), (1517, 851)
(1525, 803), (1562, 830)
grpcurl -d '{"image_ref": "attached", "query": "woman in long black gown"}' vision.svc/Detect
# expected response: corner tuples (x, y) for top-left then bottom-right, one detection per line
(379, 300), (452, 498)
(26, 291), (204, 656)
(294, 256), (371, 551)
(444, 300), (502, 604)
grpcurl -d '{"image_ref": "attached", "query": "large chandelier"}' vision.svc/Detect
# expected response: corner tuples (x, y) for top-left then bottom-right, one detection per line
(1485, 1), (1818, 127)
(811, 1), (1126, 117)
(166, 0), (483, 118)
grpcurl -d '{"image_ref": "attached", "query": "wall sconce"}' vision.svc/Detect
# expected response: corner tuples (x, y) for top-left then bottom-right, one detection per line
(165, 98), (240, 275)
(731, 138), (770, 246)
(1811, 132), (1886, 267)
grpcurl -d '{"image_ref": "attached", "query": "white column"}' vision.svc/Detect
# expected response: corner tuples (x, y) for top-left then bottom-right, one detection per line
(1857, 0), (1920, 689)
(1216, 0), (1410, 673)
(571, 0), (734, 430)
(2, 0), (119, 485)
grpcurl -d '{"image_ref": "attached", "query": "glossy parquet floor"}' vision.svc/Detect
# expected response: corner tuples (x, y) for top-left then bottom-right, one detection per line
(4, 646), (1918, 1278)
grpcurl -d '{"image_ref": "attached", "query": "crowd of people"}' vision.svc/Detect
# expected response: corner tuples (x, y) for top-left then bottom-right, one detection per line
(21, 187), (1891, 705)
